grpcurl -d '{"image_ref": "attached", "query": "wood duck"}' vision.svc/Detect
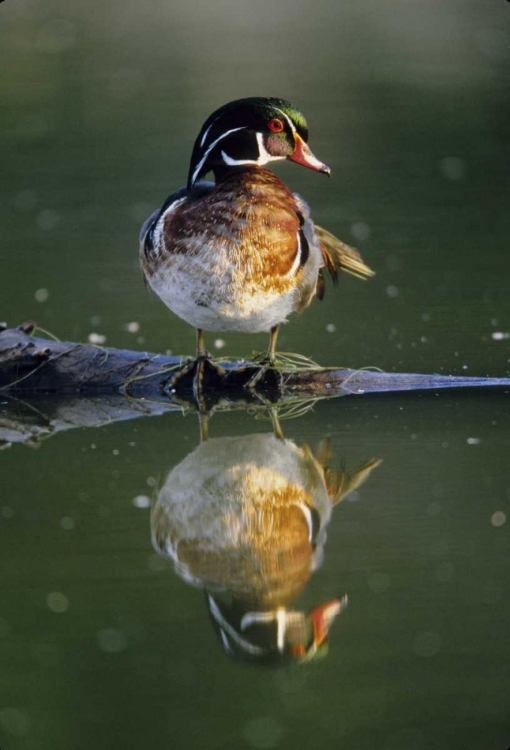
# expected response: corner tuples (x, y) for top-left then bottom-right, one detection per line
(140, 97), (374, 393)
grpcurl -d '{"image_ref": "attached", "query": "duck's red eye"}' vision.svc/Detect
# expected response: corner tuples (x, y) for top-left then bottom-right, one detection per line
(267, 118), (284, 133)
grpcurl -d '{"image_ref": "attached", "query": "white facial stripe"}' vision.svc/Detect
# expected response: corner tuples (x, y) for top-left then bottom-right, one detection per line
(208, 596), (265, 655)
(199, 115), (220, 148)
(256, 131), (271, 162)
(219, 629), (233, 654)
(191, 126), (246, 185)
(220, 150), (258, 167)
(255, 132), (286, 164)
(276, 608), (287, 653)
(199, 122), (214, 148)
(221, 132), (286, 169)
(240, 610), (275, 630)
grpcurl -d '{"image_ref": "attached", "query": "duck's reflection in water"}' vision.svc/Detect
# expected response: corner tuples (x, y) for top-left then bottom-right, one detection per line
(151, 412), (380, 664)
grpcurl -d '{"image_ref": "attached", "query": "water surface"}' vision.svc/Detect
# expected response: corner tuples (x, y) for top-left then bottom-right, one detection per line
(1, 0), (509, 748)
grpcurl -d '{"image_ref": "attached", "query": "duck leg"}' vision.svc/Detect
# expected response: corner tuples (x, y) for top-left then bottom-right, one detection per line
(245, 325), (281, 390)
(267, 324), (279, 366)
(169, 328), (226, 400)
(198, 409), (211, 442)
(269, 406), (285, 440)
(195, 327), (207, 358)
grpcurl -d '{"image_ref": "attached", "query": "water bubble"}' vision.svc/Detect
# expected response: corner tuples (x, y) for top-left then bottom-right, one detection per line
(88, 332), (107, 345)
(350, 221), (371, 241)
(46, 592), (69, 613)
(34, 288), (49, 303)
(36, 209), (60, 231)
(97, 628), (127, 653)
(440, 157), (466, 180)
(133, 495), (151, 509)
(491, 511), (506, 528)
(386, 285), (399, 298)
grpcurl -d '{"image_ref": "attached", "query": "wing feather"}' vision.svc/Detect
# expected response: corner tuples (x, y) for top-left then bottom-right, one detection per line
(315, 224), (375, 283)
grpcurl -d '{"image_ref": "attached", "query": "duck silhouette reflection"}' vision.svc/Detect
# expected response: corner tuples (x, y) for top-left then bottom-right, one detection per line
(151, 411), (380, 664)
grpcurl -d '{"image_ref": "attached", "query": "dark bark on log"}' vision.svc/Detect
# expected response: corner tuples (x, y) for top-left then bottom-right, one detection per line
(1, 323), (509, 398)
(1, 323), (509, 447)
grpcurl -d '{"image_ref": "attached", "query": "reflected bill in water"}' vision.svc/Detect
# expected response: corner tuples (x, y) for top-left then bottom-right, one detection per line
(151, 411), (381, 664)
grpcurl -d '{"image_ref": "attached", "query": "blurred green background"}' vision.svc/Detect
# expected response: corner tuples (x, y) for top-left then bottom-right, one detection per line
(1, 1), (509, 749)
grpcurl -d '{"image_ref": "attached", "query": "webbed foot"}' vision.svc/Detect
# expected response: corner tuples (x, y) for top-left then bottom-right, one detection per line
(243, 355), (283, 392)
(168, 355), (226, 407)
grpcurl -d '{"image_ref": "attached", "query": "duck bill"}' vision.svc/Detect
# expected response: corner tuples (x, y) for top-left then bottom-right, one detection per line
(309, 598), (343, 646)
(288, 133), (331, 175)
(290, 597), (347, 661)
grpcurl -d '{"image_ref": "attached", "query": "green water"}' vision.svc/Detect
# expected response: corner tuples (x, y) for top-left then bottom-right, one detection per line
(1, 0), (509, 748)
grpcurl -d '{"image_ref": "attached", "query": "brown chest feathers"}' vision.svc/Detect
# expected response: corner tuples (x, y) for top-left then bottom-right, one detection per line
(161, 168), (303, 289)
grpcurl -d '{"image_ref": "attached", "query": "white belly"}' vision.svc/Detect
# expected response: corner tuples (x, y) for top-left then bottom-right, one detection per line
(147, 256), (308, 333)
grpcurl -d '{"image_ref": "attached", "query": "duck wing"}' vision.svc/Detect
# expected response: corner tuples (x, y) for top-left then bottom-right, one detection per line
(315, 224), (375, 283)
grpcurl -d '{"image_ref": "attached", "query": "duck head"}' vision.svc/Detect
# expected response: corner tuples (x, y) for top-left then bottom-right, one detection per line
(187, 96), (331, 189)
(207, 594), (348, 665)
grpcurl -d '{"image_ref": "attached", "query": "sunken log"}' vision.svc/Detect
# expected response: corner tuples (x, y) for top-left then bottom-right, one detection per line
(1, 322), (509, 399)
